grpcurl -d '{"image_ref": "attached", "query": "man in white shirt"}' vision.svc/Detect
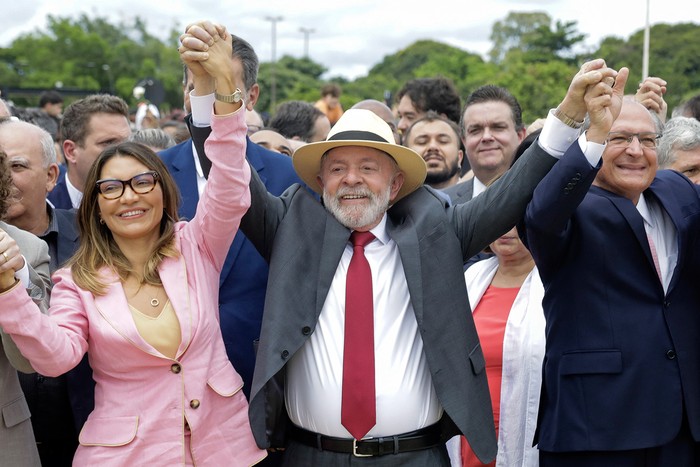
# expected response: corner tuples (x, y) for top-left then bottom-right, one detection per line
(181, 23), (617, 466)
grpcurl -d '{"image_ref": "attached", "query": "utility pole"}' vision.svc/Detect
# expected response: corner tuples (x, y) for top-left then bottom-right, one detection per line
(265, 15), (283, 115)
(299, 27), (315, 58)
(642, 0), (650, 80)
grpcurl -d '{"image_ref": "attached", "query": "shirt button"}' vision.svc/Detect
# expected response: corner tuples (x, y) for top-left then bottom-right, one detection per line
(190, 399), (201, 409)
(281, 350), (290, 359)
(302, 326), (312, 336)
(171, 363), (182, 374)
(666, 350), (676, 360)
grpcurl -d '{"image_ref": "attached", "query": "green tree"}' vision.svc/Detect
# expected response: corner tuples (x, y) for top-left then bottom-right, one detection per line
(0, 14), (183, 110)
(596, 23), (700, 110)
(489, 12), (552, 63)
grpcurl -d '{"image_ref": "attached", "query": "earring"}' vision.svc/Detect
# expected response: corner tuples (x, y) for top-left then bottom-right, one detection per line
(99, 217), (105, 225)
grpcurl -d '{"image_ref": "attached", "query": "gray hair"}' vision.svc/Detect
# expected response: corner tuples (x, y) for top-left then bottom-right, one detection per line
(130, 128), (176, 151)
(0, 119), (56, 167)
(657, 116), (700, 169)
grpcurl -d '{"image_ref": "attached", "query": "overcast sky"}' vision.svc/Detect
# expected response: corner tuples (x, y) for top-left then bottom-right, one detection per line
(3, 0), (694, 80)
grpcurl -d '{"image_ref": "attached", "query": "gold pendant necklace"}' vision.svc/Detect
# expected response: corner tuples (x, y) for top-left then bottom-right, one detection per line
(150, 297), (160, 307)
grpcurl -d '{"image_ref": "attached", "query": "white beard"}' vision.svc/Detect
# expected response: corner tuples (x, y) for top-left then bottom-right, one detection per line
(323, 184), (391, 230)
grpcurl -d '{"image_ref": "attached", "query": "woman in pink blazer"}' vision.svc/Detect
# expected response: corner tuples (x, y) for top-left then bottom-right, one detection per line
(0, 31), (266, 465)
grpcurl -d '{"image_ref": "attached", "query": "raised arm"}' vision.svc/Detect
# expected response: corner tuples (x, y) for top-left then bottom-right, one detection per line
(524, 65), (629, 263)
(178, 22), (251, 270)
(451, 60), (623, 260)
(635, 76), (668, 124)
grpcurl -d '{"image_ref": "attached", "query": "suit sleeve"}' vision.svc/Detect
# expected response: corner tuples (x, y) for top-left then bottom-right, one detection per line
(449, 140), (558, 260)
(183, 110), (251, 272)
(1, 230), (51, 373)
(523, 140), (600, 266)
(190, 120), (295, 263)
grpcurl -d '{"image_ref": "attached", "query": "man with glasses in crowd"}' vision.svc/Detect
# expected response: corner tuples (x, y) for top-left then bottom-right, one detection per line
(525, 82), (700, 466)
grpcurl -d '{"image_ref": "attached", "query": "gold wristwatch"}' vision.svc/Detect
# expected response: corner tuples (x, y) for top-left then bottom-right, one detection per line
(214, 88), (243, 103)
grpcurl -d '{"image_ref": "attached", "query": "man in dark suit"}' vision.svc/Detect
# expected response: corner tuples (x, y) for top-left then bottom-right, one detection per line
(161, 34), (302, 403)
(444, 85), (527, 205)
(181, 24), (618, 465)
(0, 118), (87, 466)
(48, 94), (131, 209)
(525, 74), (700, 465)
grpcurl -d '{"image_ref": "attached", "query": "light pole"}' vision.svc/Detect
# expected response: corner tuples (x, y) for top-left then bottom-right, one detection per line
(265, 15), (283, 115)
(642, 0), (650, 80)
(102, 64), (115, 95)
(299, 27), (315, 58)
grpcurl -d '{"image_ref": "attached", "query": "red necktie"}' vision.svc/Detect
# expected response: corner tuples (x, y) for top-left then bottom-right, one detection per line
(341, 231), (376, 440)
(647, 232), (662, 281)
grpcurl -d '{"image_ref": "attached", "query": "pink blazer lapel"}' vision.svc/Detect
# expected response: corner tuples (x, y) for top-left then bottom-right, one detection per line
(92, 269), (161, 357)
(159, 254), (194, 358)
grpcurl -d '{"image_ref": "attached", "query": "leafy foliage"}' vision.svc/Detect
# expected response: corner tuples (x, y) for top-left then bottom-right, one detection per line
(0, 13), (697, 123)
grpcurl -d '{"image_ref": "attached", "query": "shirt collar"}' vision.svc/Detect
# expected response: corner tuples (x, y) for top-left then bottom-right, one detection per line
(65, 174), (83, 209)
(472, 177), (487, 198)
(40, 202), (60, 238)
(636, 192), (654, 229)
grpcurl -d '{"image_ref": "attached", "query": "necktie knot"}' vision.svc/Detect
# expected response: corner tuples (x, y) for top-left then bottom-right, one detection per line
(350, 231), (375, 249)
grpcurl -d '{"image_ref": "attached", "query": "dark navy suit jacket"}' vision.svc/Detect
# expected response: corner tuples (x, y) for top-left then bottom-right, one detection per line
(524, 142), (700, 452)
(160, 137), (302, 397)
(47, 171), (73, 210)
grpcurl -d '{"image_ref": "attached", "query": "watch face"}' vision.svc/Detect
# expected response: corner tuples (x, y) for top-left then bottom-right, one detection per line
(217, 89), (242, 103)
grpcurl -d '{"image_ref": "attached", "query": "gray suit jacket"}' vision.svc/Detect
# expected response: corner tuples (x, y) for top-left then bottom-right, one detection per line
(237, 140), (556, 463)
(0, 221), (50, 466)
(443, 177), (475, 205)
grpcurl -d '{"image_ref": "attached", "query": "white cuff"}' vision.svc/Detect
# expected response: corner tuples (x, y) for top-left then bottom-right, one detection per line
(190, 92), (216, 127)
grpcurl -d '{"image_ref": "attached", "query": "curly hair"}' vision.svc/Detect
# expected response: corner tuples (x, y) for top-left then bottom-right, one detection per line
(0, 151), (12, 219)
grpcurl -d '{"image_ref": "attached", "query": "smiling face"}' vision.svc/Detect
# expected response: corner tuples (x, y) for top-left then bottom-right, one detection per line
(594, 102), (658, 204)
(318, 146), (404, 231)
(97, 155), (164, 248)
(0, 122), (59, 233)
(462, 100), (525, 184)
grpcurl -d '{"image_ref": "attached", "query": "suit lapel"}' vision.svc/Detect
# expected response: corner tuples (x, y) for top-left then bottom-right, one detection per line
(55, 209), (79, 266)
(647, 180), (686, 291)
(386, 215), (424, 325)
(159, 254), (194, 358)
(93, 269), (162, 357)
(169, 143), (200, 220)
(315, 215), (351, 320)
(93, 255), (193, 360)
(592, 186), (661, 285)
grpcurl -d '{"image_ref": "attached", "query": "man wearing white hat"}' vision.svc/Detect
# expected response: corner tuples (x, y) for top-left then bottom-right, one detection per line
(180, 22), (619, 466)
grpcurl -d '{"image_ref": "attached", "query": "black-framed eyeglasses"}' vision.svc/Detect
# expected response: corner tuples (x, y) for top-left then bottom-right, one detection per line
(606, 132), (662, 149)
(96, 171), (160, 200)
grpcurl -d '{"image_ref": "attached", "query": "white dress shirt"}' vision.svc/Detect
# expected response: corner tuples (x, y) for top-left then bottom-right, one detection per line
(637, 193), (677, 293)
(65, 175), (83, 209)
(285, 214), (443, 437)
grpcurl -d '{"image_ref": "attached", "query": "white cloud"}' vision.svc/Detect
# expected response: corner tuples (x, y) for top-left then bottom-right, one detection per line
(2, 0), (694, 80)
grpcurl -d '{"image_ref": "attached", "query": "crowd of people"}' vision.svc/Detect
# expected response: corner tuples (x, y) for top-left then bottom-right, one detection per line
(1, 18), (700, 467)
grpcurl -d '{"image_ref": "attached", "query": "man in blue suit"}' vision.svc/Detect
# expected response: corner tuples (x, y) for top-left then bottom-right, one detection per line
(160, 34), (302, 402)
(525, 71), (700, 465)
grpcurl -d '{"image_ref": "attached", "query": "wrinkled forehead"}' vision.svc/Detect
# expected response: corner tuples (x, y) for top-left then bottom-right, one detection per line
(612, 101), (656, 133)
